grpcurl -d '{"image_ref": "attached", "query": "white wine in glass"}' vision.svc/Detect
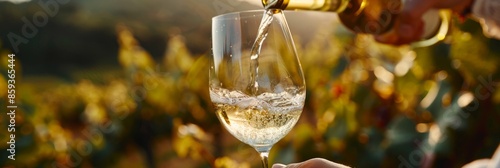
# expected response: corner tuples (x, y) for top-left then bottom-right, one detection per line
(210, 9), (306, 168)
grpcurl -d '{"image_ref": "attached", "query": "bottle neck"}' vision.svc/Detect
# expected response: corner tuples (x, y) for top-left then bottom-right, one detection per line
(263, 0), (351, 13)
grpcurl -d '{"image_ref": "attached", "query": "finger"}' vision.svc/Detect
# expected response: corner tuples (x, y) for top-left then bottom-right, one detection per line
(289, 158), (350, 168)
(286, 162), (305, 168)
(394, 15), (424, 45)
(272, 163), (287, 168)
(375, 30), (398, 44)
(490, 145), (500, 167)
(374, 16), (423, 45)
(401, 0), (435, 19)
(376, 0), (432, 45)
(462, 159), (491, 168)
(392, 0), (434, 44)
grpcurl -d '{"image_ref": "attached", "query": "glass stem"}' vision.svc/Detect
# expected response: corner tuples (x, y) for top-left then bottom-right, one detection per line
(259, 151), (270, 168)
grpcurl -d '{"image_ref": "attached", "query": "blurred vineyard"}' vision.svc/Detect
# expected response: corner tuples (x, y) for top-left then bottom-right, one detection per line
(1, 14), (500, 168)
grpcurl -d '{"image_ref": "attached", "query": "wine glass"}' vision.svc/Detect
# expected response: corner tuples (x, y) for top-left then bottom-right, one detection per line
(210, 9), (306, 168)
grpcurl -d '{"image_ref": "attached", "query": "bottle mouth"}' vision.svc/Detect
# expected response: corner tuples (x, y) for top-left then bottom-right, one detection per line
(262, 0), (288, 10)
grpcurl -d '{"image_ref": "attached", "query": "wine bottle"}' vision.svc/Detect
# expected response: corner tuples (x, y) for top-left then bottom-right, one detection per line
(263, 0), (450, 46)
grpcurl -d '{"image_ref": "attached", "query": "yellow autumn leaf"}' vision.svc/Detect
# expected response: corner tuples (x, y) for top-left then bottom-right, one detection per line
(214, 157), (251, 168)
(117, 26), (155, 70)
(163, 35), (195, 73)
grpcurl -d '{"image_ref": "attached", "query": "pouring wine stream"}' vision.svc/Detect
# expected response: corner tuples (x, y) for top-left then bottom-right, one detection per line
(247, 1), (279, 95)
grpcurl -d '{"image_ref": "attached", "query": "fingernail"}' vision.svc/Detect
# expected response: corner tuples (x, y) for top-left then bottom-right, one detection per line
(272, 163), (286, 168)
(398, 24), (414, 38)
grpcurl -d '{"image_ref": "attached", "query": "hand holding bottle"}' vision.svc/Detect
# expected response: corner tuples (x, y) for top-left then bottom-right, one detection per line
(262, 0), (461, 47)
(375, 0), (475, 45)
(262, 0), (500, 45)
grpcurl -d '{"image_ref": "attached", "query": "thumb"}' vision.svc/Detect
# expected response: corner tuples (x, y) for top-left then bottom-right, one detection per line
(388, 0), (433, 44)
(401, 0), (435, 18)
(376, 0), (435, 45)
(272, 163), (287, 168)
